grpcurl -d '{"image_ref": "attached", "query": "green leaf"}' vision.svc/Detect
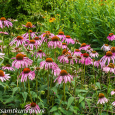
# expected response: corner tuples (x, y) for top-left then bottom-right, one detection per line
(4, 97), (14, 104)
(81, 101), (85, 109)
(96, 82), (101, 89)
(30, 91), (37, 99)
(0, 82), (5, 88)
(85, 99), (91, 109)
(40, 85), (47, 90)
(73, 106), (79, 114)
(37, 59), (43, 65)
(0, 59), (4, 65)
(37, 112), (42, 115)
(78, 94), (84, 103)
(59, 107), (67, 114)
(76, 89), (88, 95)
(22, 92), (28, 103)
(93, 48), (102, 51)
(67, 97), (74, 108)
(49, 106), (58, 112)
(54, 112), (61, 115)
(12, 87), (20, 96)
(51, 86), (57, 95)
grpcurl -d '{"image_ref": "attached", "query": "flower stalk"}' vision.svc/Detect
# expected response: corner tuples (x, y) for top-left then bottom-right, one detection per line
(27, 78), (33, 102)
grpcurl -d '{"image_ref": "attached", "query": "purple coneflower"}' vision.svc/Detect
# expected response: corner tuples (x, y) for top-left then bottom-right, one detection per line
(68, 56), (74, 64)
(23, 55), (33, 66)
(2, 64), (15, 71)
(25, 102), (40, 114)
(73, 49), (82, 56)
(91, 60), (105, 69)
(90, 51), (99, 58)
(79, 43), (91, 51)
(107, 33), (115, 41)
(100, 51), (115, 65)
(0, 17), (13, 28)
(26, 40), (38, 50)
(74, 39), (81, 45)
(52, 67), (61, 76)
(0, 45), (6, 52)
(62, 43), (67, 49)
(111, 47), (115, 56)
(0, 31), (8, 35)
(0, 70), (10, 82)
(97, 93), (108, 104)
(11, 47), (22, 53)
(58, 49), (71, 64)
(58, 55), (69, 64)
(10, 36), (26, 47)
(35, 50), (46, 58)
(22, 30), (37, 39)
(81, 53), (92, 65)
(0, 52), (5, 59)
(12, 53), (33, 69)
(101, 44), (111, 52)
(112, 102), (115, 106)
(74, 56), (82, 64)
(86, 47), (93, 53)
(111, 89), (115, 96)
(58, 51), (72, 64)
(103, 63), (115, 74)
(22, 22), (35, 28)
(48, 36), (62, 48)
(56, 31), (66, 40)
(62, 35), (75, 45)
(34, 37), (42, 46)
(40, 58), (58, 70)
(39, 31), (54, 42)
(54, 70), (73, 84)
(91, 60), (99, 68)
(19, 68), (35, 82)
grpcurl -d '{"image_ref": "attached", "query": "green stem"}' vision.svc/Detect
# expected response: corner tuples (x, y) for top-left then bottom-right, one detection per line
(54, 48), (56, 63)
(100, 104), (103, 115)
(47, 69), (49, 104)
(93, 59), (95, 84)
(84, 64), (85, 85)
(74, 64), (77, 94)
(29, 30), (31, 40)
(27, 78), (33, 102)
(36, 71), (38, 102)
(33, 50), (34, 63)
(2, 35), (4, 53)
(22, 82), (25, 92)
(74, 64), (78, 106)
(81, 64), (83, 88)
(107, 72), (110, 97)
(63, 82), (66, 101)
(17, 71), (19, 87)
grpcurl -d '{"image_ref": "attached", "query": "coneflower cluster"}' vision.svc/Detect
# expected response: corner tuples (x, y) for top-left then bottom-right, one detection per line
(1, 18), (115, 114)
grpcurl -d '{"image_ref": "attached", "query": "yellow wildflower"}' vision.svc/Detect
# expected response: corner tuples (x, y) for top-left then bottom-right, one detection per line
(49, 18), (56, 22)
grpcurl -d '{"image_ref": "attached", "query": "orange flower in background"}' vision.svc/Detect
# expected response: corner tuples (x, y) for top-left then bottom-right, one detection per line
(101, 0), (106, 1)
(42, 16), (46, 18)
(49, 18), (56, 22)
(101, 3), (105, 6)
(26, 22), (32, 28)
(99, 0), (106, 5)
(56, 14), (60, 16)
(22, 22), (35, 28)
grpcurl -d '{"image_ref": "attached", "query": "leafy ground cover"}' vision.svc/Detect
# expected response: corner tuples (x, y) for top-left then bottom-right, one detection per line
(0, 0), (115, 115)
